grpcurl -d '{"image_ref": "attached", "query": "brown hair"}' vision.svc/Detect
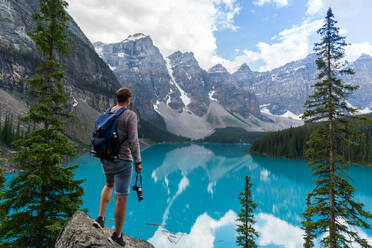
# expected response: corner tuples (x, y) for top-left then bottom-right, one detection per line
(116, 88), (132, 104)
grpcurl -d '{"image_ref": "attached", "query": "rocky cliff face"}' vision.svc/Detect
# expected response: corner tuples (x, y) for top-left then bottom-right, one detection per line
(55, 211), (154, 248)
(0, 0), (121, 113)
(95, 35), (277, 139)
(235, 53), (372, 116)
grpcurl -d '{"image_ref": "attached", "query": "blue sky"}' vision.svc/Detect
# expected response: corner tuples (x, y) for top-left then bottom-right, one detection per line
(67, 0), (372, 72)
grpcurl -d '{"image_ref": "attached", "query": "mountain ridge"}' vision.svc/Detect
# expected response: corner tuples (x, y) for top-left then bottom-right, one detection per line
(94, 34), (302, 139)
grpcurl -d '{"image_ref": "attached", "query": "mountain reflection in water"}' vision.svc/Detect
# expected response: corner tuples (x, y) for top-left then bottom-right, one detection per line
(66, 144), (372, 248)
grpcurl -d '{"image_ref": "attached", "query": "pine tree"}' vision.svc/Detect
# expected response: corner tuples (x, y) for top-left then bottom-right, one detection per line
(301, 193), (315, 248)
(301, 8), (371, 248)
(0, 0), (84, 247)
(0, 167), (5, 246)
(236, 176), (258, 248)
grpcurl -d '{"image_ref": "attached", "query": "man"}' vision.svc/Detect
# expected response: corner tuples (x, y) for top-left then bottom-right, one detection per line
(93, 88), (142, 247)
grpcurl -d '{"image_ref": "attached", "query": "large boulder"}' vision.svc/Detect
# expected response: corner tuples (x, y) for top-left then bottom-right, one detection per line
(55, 211), (154, 248)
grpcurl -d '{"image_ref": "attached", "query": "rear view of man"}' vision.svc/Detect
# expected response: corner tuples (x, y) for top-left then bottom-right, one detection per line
(93, 88), (142, 247)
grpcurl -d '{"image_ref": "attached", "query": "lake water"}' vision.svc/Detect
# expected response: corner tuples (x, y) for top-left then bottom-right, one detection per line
(8, 143), (372, 247)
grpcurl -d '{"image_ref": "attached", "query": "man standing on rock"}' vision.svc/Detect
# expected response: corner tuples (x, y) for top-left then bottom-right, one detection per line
(93, 88), (142, 247)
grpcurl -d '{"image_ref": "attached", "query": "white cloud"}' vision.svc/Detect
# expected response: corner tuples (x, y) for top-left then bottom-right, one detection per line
(148, 209), (372, 248)
(306, 0), (365, 17)
(148, 210), (237, 248)
(345, 42), (372, 62)
(255, 213), (303, 248)
(231, 19), (323, 72)
(253, 0), (289, 8)
(66, 0), (240, 71)
(306, 0), (323, 15)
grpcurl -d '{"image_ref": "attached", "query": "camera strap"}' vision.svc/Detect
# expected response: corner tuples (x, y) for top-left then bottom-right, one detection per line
(135, 173), (142, 186)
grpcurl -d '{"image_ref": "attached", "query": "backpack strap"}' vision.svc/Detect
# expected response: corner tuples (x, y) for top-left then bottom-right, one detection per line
(114, 107), (127, 117)
(114, 107), (129, 146)
(104, 107), (111, 114)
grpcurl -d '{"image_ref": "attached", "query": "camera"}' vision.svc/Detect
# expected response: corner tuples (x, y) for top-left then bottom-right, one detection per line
(133, 184), (144, 201)
(133, 173), (144, 202)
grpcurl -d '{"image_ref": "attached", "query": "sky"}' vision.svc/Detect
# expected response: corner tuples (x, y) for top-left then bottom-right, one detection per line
(67, 0), (372, 72)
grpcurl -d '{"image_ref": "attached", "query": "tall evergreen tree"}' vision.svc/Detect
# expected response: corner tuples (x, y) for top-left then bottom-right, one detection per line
(0, 167), (5, 246)
(236, 176), (258, 248)
(0, 0), (84, 247)
(301, 8), (371, 248)
(301, 193), (315, 248)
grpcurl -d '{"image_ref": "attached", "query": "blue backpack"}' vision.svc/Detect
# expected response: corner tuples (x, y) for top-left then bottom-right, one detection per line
(91, 107), (127, 161)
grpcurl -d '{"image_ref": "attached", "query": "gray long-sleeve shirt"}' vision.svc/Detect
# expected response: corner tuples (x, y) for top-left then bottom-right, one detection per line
(111, 106), (141, 163)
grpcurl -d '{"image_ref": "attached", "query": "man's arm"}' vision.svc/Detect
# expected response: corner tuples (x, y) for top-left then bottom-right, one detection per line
(127, 112), (142, 171)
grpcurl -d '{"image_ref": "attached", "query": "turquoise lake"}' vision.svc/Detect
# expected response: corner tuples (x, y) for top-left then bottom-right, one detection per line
(9, 143), (372, 247)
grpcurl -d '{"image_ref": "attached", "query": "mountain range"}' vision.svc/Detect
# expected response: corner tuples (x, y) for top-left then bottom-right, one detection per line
(0, 0), (371, 143)
(94, 34), (306, 139)
(94, 33), (372, 139)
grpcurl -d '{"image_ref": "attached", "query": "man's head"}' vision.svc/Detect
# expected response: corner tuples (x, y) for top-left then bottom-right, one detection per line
(116, 88), (132, 106)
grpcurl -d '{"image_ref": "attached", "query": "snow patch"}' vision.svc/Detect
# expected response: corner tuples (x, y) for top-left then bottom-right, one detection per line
(95, 47), (103, 57)
(280, 111), (302, 121)
(208, 91), (217, 101)
(165, 58), (191, 108)
(261, 107), (302, 121)
(124, 33), (147, 42)
(271, 74), (283, 82)
(293, 65), (305, 71)
(185, 72), (192, 80)
(166, 89), (173, 105)
(346, 101), (372, 115)
(358, 107), (372, 114)
(153, 100), (161, 113)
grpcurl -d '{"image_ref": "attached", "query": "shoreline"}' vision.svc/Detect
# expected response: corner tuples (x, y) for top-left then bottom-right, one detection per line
(249, 150), (372, 168)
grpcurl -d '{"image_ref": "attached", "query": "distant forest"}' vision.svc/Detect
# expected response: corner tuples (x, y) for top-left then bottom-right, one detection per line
(0, 113), (23, 147)
(250, 114), (372, 166)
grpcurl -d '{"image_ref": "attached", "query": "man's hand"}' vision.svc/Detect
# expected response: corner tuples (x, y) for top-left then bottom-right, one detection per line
(135, 162), (142, 173)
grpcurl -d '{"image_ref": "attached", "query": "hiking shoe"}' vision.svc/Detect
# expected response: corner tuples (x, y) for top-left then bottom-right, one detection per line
(93, 216), (105, 229)
(109, 232), (126, 247)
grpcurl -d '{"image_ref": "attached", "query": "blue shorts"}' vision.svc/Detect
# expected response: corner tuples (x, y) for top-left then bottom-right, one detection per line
(101, 160), (133, 196)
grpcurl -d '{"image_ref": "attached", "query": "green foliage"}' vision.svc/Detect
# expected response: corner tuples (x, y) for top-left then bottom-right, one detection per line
(0, 113), (24, 147)
(0, 1), (84, 247)
(250, 116), (372, 165)
(199, 127), (268, 144)
(0, 167), (5, 246)
(236, 176), (258, 248)
(301, 193), (315, 248)
(301, 8), (371, 248)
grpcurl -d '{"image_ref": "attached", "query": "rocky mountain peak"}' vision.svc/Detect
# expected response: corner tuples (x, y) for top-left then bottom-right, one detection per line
(168, 51), (199, 68)
(357, 53), (372, 61)
(122, 33), (150, 42)
(237, 63), (252, 73)
(208, 64), (228, 74)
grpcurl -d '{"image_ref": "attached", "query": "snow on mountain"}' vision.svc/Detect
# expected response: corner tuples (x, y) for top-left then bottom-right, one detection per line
(237, 53), (372, 116)
(165, 57), (191, 108)
(123, 33), (149, 42)
(94, 34), (308, 139)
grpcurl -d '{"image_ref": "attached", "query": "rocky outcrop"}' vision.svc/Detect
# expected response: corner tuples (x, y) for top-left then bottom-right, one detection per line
(0, 0), (121, 113)
(55, 211), (154, 248)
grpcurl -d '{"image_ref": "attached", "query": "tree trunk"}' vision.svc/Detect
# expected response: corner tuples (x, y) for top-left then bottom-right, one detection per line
(327, 38), (336, 248)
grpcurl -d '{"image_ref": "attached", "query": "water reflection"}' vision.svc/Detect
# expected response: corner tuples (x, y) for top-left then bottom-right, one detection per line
(63, 143), (372, 247)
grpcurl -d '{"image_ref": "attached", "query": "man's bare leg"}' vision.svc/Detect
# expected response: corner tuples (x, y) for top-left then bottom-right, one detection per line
(114, 194), (128, 234)
(98, 184), (114, 218)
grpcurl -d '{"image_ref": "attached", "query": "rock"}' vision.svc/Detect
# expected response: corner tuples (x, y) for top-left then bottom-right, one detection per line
(0, 0), (120, 113)
(55, 211), (154, 248)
